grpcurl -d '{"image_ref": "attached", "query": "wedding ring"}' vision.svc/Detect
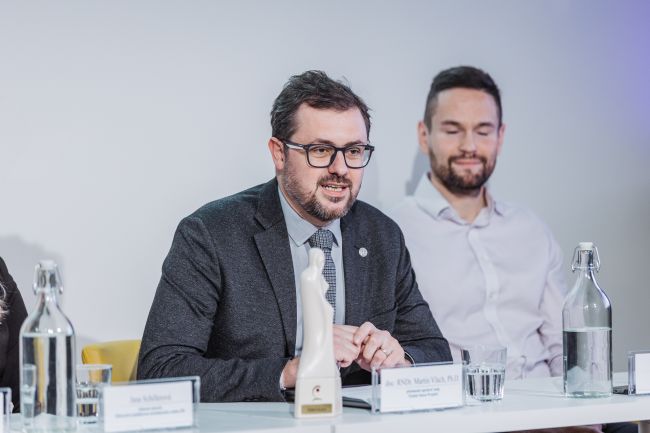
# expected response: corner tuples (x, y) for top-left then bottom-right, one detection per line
(380, 348), (393, 357)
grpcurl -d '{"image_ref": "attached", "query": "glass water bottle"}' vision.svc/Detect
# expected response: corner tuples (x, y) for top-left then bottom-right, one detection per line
(19, 260), (77, 431)
(562, 242), (612, 398)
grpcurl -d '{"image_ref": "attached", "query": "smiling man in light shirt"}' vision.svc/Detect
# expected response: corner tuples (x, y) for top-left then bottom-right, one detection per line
(390, 66), (634, 433)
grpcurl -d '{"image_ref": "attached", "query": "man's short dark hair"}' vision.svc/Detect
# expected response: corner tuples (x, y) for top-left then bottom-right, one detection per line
(423, 66), (502, 129)
(271, 70), (371, 141)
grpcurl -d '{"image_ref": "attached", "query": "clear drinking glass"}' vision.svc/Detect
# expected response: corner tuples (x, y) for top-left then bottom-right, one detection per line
(462, 345), (507, 402)
(76, 364), (112, 424)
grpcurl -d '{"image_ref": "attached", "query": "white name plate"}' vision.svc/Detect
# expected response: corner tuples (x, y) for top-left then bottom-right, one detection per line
(103, 380), (194, 432)
(630, 351), (650, 394)
(375, 363), (463, 413)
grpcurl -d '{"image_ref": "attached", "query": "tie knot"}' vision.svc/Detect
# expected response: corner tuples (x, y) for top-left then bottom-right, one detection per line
(308, 229), (334, 250)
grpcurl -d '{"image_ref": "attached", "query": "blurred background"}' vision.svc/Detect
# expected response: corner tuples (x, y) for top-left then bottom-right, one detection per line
(1, 0), (648, 369)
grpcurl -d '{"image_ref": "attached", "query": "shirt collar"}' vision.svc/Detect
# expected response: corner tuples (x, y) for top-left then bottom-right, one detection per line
(413, 173), (452, 220)
(277, 186), (341, 247)
(413, 173), (506, 224)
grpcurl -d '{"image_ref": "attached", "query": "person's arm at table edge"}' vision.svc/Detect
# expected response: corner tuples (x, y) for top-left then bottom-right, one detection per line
(137, 216), (289, 402)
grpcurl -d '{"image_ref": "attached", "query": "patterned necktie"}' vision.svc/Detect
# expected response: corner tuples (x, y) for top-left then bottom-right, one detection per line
(308, 229), (336, 317)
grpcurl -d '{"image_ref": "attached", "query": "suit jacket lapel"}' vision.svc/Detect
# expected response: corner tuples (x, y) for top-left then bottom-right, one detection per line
(341, 206), (370, 326)
(253, 179), (297, 356)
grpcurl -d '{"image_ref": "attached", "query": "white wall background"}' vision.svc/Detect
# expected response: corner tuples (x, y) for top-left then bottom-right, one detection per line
(1, 0), (648, 370)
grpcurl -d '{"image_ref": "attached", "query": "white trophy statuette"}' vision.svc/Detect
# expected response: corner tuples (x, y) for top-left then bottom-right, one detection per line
(294, 248), (342, 418)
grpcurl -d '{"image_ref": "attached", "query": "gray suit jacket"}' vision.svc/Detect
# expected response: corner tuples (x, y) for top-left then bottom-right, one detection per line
(138, 179), (451, 402)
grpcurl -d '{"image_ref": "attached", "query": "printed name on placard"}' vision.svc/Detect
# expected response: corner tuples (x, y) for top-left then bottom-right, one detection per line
(379, 363), (463, 413)
(103, 380), (194, 432)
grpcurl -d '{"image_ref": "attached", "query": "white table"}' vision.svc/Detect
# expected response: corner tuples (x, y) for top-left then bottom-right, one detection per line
(9, 374), (650, 432)
(335, 374), (650, 433)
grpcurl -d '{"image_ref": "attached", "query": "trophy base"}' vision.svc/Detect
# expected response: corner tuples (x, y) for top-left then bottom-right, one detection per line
(294, 376), (342, 418)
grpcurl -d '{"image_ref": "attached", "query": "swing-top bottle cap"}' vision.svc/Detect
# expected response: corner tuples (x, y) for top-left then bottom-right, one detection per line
(578, 242), (594, 251)
(38, 259), (57, 269)
(33, 260), (63, 294)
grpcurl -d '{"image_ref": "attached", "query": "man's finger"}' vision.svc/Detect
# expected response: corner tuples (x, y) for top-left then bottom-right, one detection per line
(334, 343), (360, 368)
(334, 335), (360, 356)
(353, 321), (377, 345)
(382, 346), (405, 368)
(334, 330), (361, 368)
(369, 346), (389, 370)
(334, 324), (359, 333)
(333, 325), (358, 341)
(361, 330), (389, 361)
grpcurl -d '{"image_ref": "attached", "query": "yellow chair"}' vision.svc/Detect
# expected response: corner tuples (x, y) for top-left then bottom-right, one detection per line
(81, 340), (141, 383)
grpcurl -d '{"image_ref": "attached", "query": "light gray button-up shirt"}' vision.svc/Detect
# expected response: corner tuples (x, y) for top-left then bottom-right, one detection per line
(390, 174), (566, 379)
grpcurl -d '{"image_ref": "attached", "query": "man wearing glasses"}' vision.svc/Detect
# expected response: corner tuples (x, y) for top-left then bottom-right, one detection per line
(138, 70), (451, 402)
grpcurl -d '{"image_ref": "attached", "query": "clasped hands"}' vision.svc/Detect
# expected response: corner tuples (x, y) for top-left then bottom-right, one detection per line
(282, 322), (409, 389)
(333, 322), (409, 371)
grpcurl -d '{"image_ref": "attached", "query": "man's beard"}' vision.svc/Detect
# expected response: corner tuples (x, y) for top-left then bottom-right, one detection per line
(282, 169), (358, 223)
(430, 149), (495, 194)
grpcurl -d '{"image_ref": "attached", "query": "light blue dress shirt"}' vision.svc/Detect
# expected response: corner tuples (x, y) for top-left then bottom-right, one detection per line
(278, 187), (346, 356)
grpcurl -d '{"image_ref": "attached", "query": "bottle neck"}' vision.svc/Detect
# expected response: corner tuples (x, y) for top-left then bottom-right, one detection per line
(564, 245), (611, 331)
(35, 288), (59, 304)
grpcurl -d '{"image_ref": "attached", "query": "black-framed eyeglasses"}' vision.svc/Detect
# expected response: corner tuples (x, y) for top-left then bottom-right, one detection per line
(282, 140), (375, 169)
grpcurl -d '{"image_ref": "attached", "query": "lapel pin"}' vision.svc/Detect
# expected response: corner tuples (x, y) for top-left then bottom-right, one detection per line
(358, 247), (368, 257)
